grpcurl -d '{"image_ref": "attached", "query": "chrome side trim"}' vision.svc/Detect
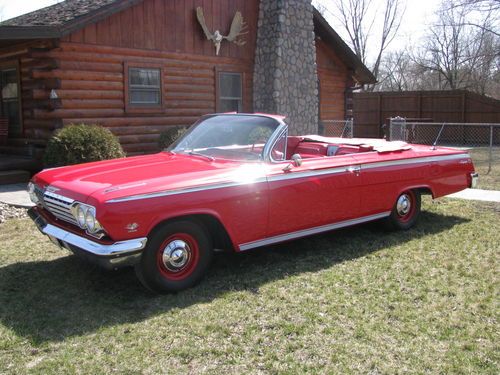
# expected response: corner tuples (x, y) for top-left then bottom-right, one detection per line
(107, 178), (268, 203)
(106, 153), (470, 203)
(268, 166), (349, 182)
(361, 153), (470, 170)
(239, 212), (390, 251)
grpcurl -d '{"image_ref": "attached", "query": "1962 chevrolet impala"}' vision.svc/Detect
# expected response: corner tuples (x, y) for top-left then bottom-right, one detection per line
(28, 114), (478, 292)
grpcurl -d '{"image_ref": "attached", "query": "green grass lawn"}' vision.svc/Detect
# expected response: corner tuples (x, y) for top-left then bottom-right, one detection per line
(0, 198), (498, 374)
(467, 147), (499, 190)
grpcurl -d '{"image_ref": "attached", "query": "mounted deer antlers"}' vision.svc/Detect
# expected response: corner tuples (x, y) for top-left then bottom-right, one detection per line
(196, 7), (248, 56)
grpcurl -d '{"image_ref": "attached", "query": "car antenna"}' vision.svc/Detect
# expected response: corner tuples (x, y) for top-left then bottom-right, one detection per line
(432, 123), (446, 150)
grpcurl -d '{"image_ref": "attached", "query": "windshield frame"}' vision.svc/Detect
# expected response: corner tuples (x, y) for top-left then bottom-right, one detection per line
(167, 113), (288, 163)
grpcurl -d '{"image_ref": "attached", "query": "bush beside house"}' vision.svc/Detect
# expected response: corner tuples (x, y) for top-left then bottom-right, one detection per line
(43, 124), (125, 167)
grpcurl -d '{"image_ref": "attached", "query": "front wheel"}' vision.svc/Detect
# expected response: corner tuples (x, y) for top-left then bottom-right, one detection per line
(384, 190), (421, 230)
(135, 220), (213, 293)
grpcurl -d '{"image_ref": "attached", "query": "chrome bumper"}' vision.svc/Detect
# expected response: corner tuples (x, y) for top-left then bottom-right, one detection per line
(470, 173), (479, 189)
(28, 208), (147, 270)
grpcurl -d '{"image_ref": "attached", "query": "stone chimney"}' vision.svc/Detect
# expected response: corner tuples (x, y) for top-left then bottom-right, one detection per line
(253, 0), (319, 135)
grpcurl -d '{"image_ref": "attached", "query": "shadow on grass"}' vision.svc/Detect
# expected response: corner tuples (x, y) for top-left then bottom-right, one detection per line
(0, 211), (468, 344)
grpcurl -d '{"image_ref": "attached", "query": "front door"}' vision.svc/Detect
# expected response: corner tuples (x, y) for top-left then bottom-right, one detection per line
(0, 65), (21, 137)
(265, 154), (362, 239)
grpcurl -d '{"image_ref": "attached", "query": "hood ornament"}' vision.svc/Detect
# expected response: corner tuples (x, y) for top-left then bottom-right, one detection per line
(196, 6), (247, 56)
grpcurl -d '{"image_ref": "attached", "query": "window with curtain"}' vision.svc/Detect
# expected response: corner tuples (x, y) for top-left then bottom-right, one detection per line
(128, 68), (161, 106)
(0, 67), (21, 136)
(218, 72), (243, 112)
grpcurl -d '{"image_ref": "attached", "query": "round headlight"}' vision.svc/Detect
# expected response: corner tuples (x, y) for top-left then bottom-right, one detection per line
(76, 205), (87, 228)
(85, 209), (96, 232)
(27, 182), (39, 204)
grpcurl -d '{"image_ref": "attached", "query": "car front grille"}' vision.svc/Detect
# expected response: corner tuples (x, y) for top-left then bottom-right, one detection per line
(36, 186), (78, 226)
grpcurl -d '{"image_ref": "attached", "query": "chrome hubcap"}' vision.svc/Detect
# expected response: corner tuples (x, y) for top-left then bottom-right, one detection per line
(396, 194), (411, 216)
(162, 240), (191, 272)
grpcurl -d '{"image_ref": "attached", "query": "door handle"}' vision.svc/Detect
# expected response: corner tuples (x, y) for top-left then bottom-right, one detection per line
(347, 165), (361, 176)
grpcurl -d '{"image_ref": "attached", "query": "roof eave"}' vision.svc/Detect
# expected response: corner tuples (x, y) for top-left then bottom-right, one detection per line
(0, 0), (144, 40)
(313, 8), (376, 85)
(0, 26), (61, 40)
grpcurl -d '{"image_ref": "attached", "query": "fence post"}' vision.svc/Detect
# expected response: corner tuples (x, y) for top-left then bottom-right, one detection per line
(390, 116), (406, 141)
(341, 118), (353, 138)
(488, 125), (493, 174)
(318, 120), (324, 136)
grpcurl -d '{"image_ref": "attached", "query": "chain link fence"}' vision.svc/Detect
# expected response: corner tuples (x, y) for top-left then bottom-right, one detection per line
(389, 118), (500, 190)
(320, 119), (354, 138)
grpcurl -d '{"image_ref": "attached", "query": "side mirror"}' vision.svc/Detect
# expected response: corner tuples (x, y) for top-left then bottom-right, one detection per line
(283, 154), (303, 172)
(291, 154), (303, 167)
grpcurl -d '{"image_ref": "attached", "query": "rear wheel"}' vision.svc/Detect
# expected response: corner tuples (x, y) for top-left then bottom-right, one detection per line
(384, 190), (421, 230)
(135, 220), (213, 293)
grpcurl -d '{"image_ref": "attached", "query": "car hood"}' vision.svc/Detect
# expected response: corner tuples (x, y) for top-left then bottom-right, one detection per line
(33, 152), (265, 204)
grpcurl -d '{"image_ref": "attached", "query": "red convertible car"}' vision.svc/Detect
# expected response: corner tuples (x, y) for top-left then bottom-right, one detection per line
(28, 114), (478, 292)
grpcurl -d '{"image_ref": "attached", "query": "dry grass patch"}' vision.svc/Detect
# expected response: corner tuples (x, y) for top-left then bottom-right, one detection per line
(468, 147), (500, 190)
(0, 198), (498, 374)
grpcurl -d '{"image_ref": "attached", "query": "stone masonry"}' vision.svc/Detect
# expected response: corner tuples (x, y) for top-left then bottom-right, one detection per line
(253, 0), (319, 135)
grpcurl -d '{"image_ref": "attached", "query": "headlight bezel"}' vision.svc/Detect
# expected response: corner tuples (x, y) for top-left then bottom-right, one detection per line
(71, 202), (103, 236)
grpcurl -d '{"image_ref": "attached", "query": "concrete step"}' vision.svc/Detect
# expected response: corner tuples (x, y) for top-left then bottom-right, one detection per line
(0, 170), (31, 185)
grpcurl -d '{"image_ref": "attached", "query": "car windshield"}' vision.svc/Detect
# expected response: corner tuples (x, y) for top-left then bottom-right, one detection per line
(167, 115), (281, 161)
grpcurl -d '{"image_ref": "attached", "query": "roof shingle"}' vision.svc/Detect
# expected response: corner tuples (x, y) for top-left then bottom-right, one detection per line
(0, 0), (120, 27)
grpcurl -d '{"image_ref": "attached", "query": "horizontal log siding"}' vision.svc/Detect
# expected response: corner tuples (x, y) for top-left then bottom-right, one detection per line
(0, 40), (61, 146)
(34, 42), (254, 154)
(316, 39), (350, 121)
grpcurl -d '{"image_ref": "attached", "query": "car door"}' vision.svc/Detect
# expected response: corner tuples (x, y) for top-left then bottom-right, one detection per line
(265, 154), (362, 238)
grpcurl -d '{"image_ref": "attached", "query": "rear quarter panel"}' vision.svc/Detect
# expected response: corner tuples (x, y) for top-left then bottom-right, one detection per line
(352, 147), (474, 215)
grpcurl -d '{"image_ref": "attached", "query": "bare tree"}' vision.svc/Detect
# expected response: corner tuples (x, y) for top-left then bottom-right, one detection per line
(377, 51), (414, 91)
(322, 0), (405, 89)
(452, 0), (500, 12)
(448, 0), (500, 37)
(413, 1), (499, 97)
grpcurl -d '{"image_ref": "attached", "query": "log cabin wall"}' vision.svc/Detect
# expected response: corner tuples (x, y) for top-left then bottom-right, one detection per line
(1, 0), (364, 156)
(0, 40), (60, 153)
(316, 38), (351, 122)
(28, 0), (260, 155)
